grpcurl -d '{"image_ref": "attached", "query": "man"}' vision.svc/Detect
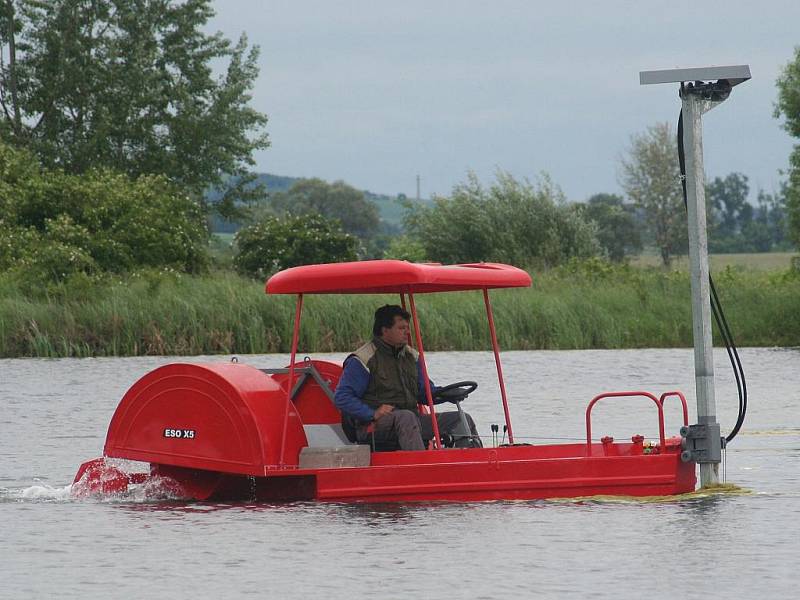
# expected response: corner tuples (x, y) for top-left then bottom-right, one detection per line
(334, 304), (481, 450)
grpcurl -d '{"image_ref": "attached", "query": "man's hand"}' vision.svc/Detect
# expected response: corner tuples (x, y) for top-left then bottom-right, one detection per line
(373, 404), (394, 421)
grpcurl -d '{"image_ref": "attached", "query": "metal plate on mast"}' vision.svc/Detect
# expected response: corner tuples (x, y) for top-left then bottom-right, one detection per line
(639, 65), (751, 86)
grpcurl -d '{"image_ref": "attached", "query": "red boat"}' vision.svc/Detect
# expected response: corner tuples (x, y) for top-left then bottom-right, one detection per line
(73, 260), (696, 501)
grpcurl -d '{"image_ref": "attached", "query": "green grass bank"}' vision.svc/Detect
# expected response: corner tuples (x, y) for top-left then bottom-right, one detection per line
(1, 261), (798, 358)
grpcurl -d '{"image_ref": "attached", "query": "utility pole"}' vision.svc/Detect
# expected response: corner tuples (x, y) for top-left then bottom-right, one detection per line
(416, 174), (420, 201)
(640, 65), (751, 488)
(682, 88), (720, 486)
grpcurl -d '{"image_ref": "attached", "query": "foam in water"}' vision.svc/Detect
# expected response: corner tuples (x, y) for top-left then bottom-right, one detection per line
(2, 476), (190, 503)
(21, 483), (74, 500)
(0, 483), (75, 502)
(1, 456), (189, 503)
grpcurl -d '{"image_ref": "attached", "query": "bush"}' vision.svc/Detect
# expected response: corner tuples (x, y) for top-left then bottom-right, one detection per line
(404, 171), (599, 267)
(234, 213), (359, 278)
(0, 142), (209, 284)
(383, 235), (428, 262)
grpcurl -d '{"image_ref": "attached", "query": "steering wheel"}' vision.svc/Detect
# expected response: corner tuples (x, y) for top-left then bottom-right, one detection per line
(433, 380), (478, 403)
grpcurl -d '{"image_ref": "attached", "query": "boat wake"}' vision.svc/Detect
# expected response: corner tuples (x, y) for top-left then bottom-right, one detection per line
(0, 483), (75, 502)
(1, 480), (190, 503)
(2, 468), (192, 504)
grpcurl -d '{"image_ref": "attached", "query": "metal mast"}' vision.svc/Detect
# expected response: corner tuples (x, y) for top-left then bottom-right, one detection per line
(639, 65), (751, 487)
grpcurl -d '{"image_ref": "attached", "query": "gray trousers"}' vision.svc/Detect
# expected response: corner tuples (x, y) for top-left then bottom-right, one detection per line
(357, 409), (480, 450)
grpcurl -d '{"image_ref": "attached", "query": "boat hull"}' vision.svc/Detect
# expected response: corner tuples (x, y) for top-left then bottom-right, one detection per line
(106, 443), (694, 502)
(308, 445), (695, 502)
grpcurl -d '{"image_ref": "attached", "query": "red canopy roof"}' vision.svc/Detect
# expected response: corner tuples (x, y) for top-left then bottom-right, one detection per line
(265, 260), (532, 295)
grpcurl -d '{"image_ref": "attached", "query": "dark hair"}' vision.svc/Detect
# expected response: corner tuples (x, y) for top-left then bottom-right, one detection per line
(373, 304), (411, 337)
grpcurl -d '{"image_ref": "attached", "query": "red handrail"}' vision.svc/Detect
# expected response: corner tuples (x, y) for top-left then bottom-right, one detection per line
(585, 391), (666, 454)
(659, 391), (689, 428)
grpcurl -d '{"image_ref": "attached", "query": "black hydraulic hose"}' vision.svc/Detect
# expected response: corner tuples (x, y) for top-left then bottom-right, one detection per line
(677, 108), (748, 443)
(709, 274), (747, 441)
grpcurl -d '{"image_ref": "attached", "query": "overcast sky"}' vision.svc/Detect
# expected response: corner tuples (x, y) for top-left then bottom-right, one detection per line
(209, 1), (799, 202)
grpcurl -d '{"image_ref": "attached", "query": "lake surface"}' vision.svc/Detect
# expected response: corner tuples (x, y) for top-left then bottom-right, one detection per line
(2, 348), (799, 598)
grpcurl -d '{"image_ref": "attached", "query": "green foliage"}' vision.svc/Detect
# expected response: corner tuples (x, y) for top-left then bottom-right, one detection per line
(707, 172), (751, 240)
(776, 46), (800, 139)
(214, 173), (268, 223)
(755, 186), (791, 250)
(208, 233), (236, 269)
(775, 46), (800, 249)
(383, 235), (428, 262)
(703, 173), (785, 253)
(267, 178), (381, 240)
(2, 261), (798, 357)
(404, 171), (599, 267)
(0, 142), (209, 287)
(234, 213), (359, 278)
(620, 122), (687, 266)
(206, 174), (413, 239)
(574, 193), (642, 262)
(0, 0), (268, 202)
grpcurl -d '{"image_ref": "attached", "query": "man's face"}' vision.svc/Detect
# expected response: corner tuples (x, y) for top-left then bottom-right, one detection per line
(381, 316), (410, 348)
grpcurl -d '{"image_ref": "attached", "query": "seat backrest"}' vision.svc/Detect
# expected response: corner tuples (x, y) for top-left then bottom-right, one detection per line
(264, 359), (353, 448)
(263, 359), (343, 424)
(268, 359), (401, 452)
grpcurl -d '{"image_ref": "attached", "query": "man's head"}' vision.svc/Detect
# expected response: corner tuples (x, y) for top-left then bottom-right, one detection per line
(373, 304), (411, 348)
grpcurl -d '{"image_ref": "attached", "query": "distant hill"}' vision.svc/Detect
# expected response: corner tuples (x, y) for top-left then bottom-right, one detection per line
(208, 173), (428, 233)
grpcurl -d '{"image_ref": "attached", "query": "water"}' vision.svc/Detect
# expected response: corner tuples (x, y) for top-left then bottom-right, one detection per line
(1, 348), (799, 598)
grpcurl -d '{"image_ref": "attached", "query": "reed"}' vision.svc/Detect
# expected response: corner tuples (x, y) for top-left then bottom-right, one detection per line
(0, 264), (798, 357)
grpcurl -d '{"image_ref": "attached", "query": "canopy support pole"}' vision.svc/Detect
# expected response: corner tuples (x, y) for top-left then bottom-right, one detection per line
(483, 288), (514, 443)
(279, 293), (303, 466)
(399, 293), (413, 347)
(408, 293), (441, 449)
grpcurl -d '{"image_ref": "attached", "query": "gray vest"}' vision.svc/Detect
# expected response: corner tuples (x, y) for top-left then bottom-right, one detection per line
(350, 337), (419, 411)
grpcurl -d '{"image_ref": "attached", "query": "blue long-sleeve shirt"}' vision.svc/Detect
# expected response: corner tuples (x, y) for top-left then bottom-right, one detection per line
(334, 355), (444, 423)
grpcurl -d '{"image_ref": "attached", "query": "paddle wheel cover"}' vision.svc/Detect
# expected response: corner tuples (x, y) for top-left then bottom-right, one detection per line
(104, 363), (307, 475)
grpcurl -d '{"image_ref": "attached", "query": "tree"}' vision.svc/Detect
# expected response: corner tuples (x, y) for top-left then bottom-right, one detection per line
(268, 178), (381, 240)
(620, 122), (686, 266)
(0, 141), (208, 283)
(775, 46), (800, 249)
(755, 186), (790, 250)
(707, 173), (749, 237)
(404, 171), (599, 267)
(0, 0), (268, 201)
(575, 193), (642, 262)
(233, 213), (358, 278)
(702, 172), (791, 253)
(706, 172), (751, 252)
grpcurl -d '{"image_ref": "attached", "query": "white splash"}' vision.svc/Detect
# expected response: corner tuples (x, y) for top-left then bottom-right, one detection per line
(2, 483), (75, 501)
(2, 476), (188, 503)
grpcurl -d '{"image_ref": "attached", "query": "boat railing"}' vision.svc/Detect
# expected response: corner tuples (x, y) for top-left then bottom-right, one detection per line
(658, 391), (689, 429)
(585, 391), (666, 454)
